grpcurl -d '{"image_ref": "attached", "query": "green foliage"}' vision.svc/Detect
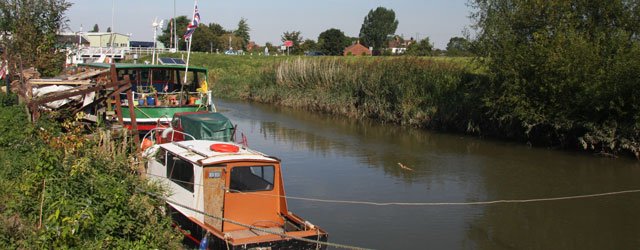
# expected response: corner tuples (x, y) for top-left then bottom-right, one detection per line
(0, 0), (72, 77)
(159, 16), (231, 52)
(300, 39), (317, 53)
(212, 56), (483, 131)
(446, 37), (473, 57)
(0, 92), (17, 107)
(192, 23), (225, 53)
(359, 7), (399, 52)
(471, 0), (640, 155)
(281, 31), (303, 55)
(405, 38), (434, 56)
(91, 24), (99, 32)
(180, 48), (639, 157)
(234, 17), (250, 50)
(0, 105), (183, 247)
(158, 16), (189, 50)
(219, 33), (243, 52)
(318, 28), (350, 56)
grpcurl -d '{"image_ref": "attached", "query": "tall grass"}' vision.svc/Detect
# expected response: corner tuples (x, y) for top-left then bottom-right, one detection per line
(170, 53), (638, 157)
(250, 57), (486, 131)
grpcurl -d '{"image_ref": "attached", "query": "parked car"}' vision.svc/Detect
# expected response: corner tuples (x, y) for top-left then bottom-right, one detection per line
(304, 51), (325, 56)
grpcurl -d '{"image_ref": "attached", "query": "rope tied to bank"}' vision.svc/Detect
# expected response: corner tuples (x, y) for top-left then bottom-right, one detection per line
(277, 189), (640, 206)
(144, 171), (640, 206)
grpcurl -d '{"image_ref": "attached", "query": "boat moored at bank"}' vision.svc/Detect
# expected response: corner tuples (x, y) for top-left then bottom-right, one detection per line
(144, 139), (328, 249)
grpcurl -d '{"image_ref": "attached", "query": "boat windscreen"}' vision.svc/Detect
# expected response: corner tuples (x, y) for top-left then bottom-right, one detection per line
(229, 166), (274, 192)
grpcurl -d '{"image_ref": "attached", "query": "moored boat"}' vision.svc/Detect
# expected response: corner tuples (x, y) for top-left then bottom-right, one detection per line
(144, 139), (328, 249)
(78, 61), (214, 131)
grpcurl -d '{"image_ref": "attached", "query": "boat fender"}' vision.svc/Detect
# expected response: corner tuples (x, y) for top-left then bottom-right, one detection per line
(161, 127), (174, 139)
(210, 143), (240, 153)
(141, 138), (153, 151)
(304, 221), (316, 230)
(199, 234), (209, 250)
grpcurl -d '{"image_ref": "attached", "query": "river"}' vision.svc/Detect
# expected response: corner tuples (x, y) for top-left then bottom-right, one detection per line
(215, 98), (640, 250)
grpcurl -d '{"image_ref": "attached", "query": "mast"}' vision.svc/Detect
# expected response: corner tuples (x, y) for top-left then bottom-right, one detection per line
(174, 0), (178, 51)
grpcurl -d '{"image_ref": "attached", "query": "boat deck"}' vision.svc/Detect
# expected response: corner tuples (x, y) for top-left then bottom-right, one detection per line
(226, 227), (285, 239)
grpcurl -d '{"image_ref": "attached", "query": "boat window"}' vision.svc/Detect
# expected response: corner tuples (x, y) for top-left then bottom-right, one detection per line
(166, 153), (194, 192)
(152, 69), (171, 83)
(229, 166), (274, 192)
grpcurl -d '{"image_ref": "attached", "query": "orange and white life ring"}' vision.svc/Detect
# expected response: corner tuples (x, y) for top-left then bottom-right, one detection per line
(209, 143), (239, 153)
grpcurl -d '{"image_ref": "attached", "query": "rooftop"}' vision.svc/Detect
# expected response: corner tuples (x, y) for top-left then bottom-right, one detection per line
(160, 140), (279, 166)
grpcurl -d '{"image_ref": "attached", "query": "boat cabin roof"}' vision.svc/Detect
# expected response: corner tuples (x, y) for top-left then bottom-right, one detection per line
(78, 63), (208, 73)
(159, 140), (279, 166)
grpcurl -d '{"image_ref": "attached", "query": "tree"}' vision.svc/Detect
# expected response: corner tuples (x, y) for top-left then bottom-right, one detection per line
(470, 0), (640, 152)
(0, 0), (72, 77)
(158, 16), (189, 50)
(219, 33), (243, 52)
(359, 7), (398, 54)
(300, 39), (317, 54)
(191, 23), (215, 52)
(233, 17), (250, 50)
(92, 23), (99, 32)
(106, 27), (111, 33)
(281, 31), (303, 55)
(188, 22), (229, 53)
(264, 42), (277, 54)
(405, 38), (433, 56)
(445, 37), (472, 56)
(318, 28), (350, 56)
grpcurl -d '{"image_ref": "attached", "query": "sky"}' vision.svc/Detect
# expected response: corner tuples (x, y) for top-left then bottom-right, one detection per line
(66, 0), (473, 49)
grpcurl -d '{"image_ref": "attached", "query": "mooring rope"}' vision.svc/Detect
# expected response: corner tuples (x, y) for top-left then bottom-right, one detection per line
(136, 188), (371, 250)
(143, 172), (640, 206)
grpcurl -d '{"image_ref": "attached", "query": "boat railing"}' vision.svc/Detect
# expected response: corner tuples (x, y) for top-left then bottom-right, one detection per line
(141, 127), (197, 149)
(119, 91), (211, 108)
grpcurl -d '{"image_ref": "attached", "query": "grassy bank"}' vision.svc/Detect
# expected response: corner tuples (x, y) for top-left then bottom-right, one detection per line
(0, 93), (182, 248)
(159, 53), (639, 158)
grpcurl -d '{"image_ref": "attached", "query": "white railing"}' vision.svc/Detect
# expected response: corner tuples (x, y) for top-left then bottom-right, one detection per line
(127, 47), (176, 55)
(79, 47), (127, 58)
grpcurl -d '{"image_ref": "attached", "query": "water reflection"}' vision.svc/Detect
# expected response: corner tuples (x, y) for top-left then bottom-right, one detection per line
(215, 99), (640, 249)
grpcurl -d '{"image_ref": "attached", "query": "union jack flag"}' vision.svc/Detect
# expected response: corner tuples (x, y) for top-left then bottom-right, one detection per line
(183, 4), (200, 40)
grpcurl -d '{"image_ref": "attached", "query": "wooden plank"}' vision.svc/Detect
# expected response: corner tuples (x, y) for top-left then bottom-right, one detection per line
(67, 69), (109, 80)
(111, 64), (124, 125)
(203, 167), (225, 230)
(30, 80), (91, 85)
(30, 80), (122, 106)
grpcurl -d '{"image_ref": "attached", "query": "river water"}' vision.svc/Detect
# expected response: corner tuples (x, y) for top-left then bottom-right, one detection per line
(216, 99), (640, 250)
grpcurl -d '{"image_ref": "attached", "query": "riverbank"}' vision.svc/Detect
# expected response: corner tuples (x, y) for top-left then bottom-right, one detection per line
(168, 53), (638, 158)
(0, 94), (182, 248)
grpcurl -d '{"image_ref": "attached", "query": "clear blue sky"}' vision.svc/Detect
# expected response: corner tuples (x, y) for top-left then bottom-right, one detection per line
(66, 0), (472, 49)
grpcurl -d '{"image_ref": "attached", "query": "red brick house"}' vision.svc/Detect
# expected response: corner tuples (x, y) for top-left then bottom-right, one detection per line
(246, 41), (258, 52)
(343, 41), (372, 56)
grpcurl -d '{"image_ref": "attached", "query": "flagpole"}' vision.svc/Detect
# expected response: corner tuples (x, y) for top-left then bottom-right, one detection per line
(183, 0), (198, 84)
(183, 37), (193, 84)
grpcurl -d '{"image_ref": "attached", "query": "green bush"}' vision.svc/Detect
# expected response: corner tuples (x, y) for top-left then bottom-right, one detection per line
(471, 0), (640, 156)
(0, 105), (182, 248)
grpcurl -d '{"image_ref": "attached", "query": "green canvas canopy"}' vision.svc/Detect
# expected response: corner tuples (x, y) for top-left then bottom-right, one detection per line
(172, 112), (235, 142)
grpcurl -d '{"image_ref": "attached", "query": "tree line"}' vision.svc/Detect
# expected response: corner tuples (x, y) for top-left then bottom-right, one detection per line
(156, 7), (473, 57)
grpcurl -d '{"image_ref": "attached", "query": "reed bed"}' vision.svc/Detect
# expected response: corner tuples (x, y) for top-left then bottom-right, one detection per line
(189, 53), (638, 157)
(250, 57), (485, 131)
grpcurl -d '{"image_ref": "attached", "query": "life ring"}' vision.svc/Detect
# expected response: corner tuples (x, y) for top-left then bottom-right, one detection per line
(141, 138), (154, 151)
(210, 143), (239, 153)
